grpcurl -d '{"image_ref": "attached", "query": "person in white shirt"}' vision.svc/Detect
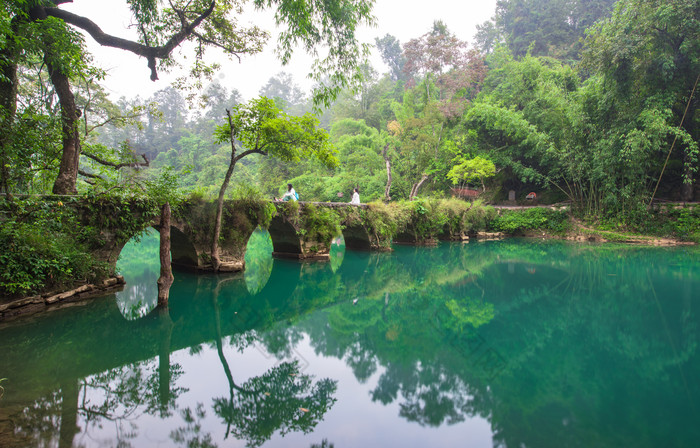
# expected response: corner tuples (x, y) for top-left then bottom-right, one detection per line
(278, 183), (297, 201)
(350, 187), (360, 205)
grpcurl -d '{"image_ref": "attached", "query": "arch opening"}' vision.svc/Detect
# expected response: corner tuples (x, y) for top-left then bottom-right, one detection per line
(115, 228), (160, 320)
(330, 234), (346, 273)
(342, 224), (372, 251)
(244, 227), (274, 295)
(170, 226), (199, 269)
(267, 216), (303, 257)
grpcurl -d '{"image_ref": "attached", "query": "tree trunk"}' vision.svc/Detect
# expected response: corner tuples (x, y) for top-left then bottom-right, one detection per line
(158, 307), (174, 412)
(47, 59), (81, 195)
(157, 202), (174, 306)
(0, 29), (19, 196)
(211, 110), (238, 271)
(58, 379), (79, 448)
(212, 157), (237, 271)
(409, 174), (429, 200)
(382, 143), (392, 202)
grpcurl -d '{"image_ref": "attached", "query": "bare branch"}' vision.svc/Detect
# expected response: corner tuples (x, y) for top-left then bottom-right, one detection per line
(192, 32), (243, 61)
(44, 1), (217, 80)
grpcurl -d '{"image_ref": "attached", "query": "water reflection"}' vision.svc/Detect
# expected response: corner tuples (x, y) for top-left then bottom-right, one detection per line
(245, 227), (274, 295)
(329, 234), (345, 273)
(0, 240), (698, 447)
(115, 228), (160, 320)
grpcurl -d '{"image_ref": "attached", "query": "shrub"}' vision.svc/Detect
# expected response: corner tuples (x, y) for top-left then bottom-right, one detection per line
(491, 208), (570, 234)
(408, 199), (449, 240)
(0, 221), (109, 297)
(361, 201), (411, 246)
(437, 198), (497, 236)
(298, 204), (342, 245)
(671, 207), (700, 242)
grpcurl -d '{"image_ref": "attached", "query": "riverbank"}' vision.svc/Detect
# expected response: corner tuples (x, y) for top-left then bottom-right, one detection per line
(564, 220), (699, 246)
(0, 276), (125, 323)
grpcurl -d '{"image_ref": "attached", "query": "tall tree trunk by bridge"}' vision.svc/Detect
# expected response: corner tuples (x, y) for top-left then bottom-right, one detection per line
(409, 174), (429, 201)
(47, 58), (81, 195)
(212, 154), (237, 271)
(157, 202), (174, 306)
(382, 143), (392, 202)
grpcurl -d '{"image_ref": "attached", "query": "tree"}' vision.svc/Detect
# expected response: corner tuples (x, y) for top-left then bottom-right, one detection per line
(2, 0), (374, 194)
(403, 20), (471, 101)
(259, 72), (307, 114)
(492, 0), (616, 60)
(210, 97), (336, 271)
(581, 0), (700, 203)
(392, 101), (450, 200)
(375, 34), (406, 82)
(465, 52), (586, 206)
(396, 22), (487, 199)
(447, 155), (496, 192)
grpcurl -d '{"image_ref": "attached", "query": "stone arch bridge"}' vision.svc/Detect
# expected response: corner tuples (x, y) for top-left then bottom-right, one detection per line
(97, 199), (391, 273)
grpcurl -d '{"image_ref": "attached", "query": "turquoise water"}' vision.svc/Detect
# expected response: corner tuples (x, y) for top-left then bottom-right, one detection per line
(0, 232), (698, 447)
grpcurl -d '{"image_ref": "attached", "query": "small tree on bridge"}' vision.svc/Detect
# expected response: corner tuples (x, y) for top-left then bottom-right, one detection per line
(210, 97), (337, 271)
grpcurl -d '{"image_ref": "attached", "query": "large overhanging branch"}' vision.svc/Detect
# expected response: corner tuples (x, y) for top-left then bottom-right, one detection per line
(78, 169), (99, 185)
(233, 148), (267, 163)
(82, 151), (150, 169)
(44, 1), (217, 80)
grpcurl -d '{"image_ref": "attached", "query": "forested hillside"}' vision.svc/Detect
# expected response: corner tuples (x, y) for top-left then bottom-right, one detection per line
(2, 0), (698, 215)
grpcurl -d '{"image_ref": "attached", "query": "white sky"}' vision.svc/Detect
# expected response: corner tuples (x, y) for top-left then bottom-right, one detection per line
(61, 0), (499, 102)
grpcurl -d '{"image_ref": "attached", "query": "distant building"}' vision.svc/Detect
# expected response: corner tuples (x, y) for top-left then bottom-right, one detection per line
(451, 187), (481, 199)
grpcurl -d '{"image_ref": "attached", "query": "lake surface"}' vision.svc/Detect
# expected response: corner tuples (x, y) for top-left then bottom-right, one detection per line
(1, 231), (698, 448)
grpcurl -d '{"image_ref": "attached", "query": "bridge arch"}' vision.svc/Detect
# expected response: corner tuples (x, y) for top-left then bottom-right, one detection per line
(342, 224), (372, 251)
(170, 226), (199, 269)
(267, 215), (303, 257)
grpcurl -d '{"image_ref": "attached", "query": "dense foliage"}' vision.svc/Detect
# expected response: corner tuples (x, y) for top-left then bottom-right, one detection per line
(0, 197), (110, 297)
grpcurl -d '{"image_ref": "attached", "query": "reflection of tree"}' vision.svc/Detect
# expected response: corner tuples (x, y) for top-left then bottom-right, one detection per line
(210, 276), (338, 448)
(116, 280), (159, 320)
(79, 360), (187, 435)
(372, 362), (477, 427)
(213, 361), (337, 448)
(170, 403), (217, 448)
(116, 229), (161, 320)
(12, 390), (64, 447)
(12, 357), (188, 448)
(329, 234), (345, 273)
(297, 241), (700, 446)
